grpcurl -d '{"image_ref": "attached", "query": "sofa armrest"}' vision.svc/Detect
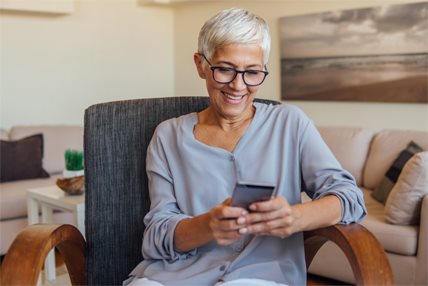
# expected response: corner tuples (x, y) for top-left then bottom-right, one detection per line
(0, 224), (85, 286)
(304, 224), (394, 285)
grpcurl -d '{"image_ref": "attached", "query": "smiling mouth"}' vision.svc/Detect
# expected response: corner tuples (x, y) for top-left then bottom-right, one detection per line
(222, 91), (246, 101)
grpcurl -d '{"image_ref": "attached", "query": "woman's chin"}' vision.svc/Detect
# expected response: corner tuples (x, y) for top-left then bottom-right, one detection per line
(220, 103), (251, 119)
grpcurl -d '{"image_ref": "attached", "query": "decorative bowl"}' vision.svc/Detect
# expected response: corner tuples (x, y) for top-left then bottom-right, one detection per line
(56, 175), (85, 195)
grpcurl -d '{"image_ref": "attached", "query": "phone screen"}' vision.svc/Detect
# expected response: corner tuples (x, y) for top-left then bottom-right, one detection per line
(231, 181), (275, 209)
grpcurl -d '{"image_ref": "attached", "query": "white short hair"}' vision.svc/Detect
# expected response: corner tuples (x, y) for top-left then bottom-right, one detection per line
(198, 8), (271, 64)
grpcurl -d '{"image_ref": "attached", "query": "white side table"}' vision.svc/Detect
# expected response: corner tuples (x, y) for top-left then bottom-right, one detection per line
(27, 185), (85, 282)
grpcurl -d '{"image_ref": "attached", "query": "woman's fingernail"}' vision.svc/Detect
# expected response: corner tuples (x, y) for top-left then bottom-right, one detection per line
(237, 217), (246, 224)
(249, 204), (256, 211)
(239, 228), (248, 234)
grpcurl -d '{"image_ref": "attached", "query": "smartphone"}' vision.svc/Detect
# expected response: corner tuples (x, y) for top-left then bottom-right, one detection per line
(231, 180), (276, 209)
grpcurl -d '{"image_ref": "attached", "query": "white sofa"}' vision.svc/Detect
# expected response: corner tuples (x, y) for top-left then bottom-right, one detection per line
(0, 125), (83, 256)
(308, 127), (428, 285)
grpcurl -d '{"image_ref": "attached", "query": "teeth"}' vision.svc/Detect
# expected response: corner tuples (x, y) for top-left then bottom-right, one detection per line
(223, 92), (244, 100)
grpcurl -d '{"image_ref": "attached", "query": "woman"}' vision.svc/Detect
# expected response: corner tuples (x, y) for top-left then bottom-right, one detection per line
(126, 8), (366, 286)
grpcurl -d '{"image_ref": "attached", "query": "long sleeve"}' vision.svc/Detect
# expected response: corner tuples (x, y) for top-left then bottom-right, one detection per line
(142, 125), (196, 261)
(299, 121), (367, 224)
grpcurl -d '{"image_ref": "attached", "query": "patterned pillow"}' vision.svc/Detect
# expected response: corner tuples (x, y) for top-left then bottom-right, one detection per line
(385, 152), (428, 225)
(372, 141), (424, 204)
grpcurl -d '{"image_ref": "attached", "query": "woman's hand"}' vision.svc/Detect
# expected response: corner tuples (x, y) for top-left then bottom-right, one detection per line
(174, 198), (249, 251)
(237, 195), (342, 238)
(237, 196), (302, 238)
(175, 195), (340, 251)
(208, 198), (248, 245)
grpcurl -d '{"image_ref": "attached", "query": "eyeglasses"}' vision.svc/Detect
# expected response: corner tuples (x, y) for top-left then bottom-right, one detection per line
(200, 54), (268, 86)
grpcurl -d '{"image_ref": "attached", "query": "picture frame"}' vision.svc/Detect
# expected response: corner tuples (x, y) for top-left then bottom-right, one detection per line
(280, 2), (428, 103)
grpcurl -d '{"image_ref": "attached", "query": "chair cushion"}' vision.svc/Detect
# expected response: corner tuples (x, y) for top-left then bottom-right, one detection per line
(0, 134), (50, 182)
(0, 174), (61, 220)
(10, 125), (83, 174)
(361, 188), (418, 256)
(385, 152), (428, 225)
(371, 141), (424, 204)
(317, 126), (373, 186)
(363, 129), (428, 190)
(84, 97), (212, 285)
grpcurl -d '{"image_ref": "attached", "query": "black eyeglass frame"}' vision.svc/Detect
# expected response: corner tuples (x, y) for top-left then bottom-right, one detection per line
(199, 54), (269, 87)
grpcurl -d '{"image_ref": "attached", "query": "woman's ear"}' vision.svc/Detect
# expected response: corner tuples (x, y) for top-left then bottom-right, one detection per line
(194, 53), (206, 79)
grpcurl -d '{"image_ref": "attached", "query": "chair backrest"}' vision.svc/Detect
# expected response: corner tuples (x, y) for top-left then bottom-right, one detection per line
(84, 97), (278, 285)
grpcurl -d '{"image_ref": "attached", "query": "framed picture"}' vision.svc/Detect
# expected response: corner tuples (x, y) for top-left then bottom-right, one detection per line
(280, 2), (428, 103)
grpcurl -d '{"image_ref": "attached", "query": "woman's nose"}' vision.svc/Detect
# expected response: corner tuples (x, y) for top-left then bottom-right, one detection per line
(229, 72), (246, 90)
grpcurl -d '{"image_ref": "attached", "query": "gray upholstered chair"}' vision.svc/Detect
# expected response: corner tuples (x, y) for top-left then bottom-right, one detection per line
(1, 97), (393, 285)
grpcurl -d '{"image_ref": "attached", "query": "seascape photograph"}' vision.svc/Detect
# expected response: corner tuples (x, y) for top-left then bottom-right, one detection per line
(280, 2), (428, 103)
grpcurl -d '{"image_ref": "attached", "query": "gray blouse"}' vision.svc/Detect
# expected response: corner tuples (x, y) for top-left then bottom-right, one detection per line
(129, 102), (366, 286)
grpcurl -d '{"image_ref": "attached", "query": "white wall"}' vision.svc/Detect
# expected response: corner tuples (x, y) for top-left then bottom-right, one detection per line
(1, 0), (427, 132)
(174, 0), (428, 131)
(0, 0), (174, 129)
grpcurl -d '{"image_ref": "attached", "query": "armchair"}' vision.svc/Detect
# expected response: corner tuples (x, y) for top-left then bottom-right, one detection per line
(0, 97), (393, 285)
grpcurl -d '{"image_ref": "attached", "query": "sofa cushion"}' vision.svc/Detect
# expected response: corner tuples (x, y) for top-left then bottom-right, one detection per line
(10, 126), (83, 174)
(0, 174), (61, 220)
(372, 141), (424, 204)
(385, 152), (428, 225)
(317, 127), (373, 186)
(361, 188), (418, 256)
(0, 128), (8, 140)
(363, 130), (428, 190)
(0, 134), (50, 182)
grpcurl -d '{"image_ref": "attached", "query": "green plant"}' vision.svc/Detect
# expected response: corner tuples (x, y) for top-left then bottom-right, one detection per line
(65, 149), (84, 171)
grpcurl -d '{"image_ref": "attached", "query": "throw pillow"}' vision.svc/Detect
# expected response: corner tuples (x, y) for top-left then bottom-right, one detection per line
(0, 134), (50, 182)
(372, 141), (424, 204)
(385, 152), (428, 225)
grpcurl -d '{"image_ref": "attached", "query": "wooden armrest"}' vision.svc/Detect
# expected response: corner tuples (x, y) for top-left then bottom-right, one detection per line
(304, 224), (394, 286)
(0, 224), (86, 286)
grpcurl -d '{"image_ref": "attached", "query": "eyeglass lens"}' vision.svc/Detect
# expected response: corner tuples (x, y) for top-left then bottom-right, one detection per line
(200, 54), (267, 86)
(213, 68), (266, 86)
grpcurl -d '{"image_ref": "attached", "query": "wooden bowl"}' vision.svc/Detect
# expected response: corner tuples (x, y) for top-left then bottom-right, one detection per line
(56, 175), (85, 195)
